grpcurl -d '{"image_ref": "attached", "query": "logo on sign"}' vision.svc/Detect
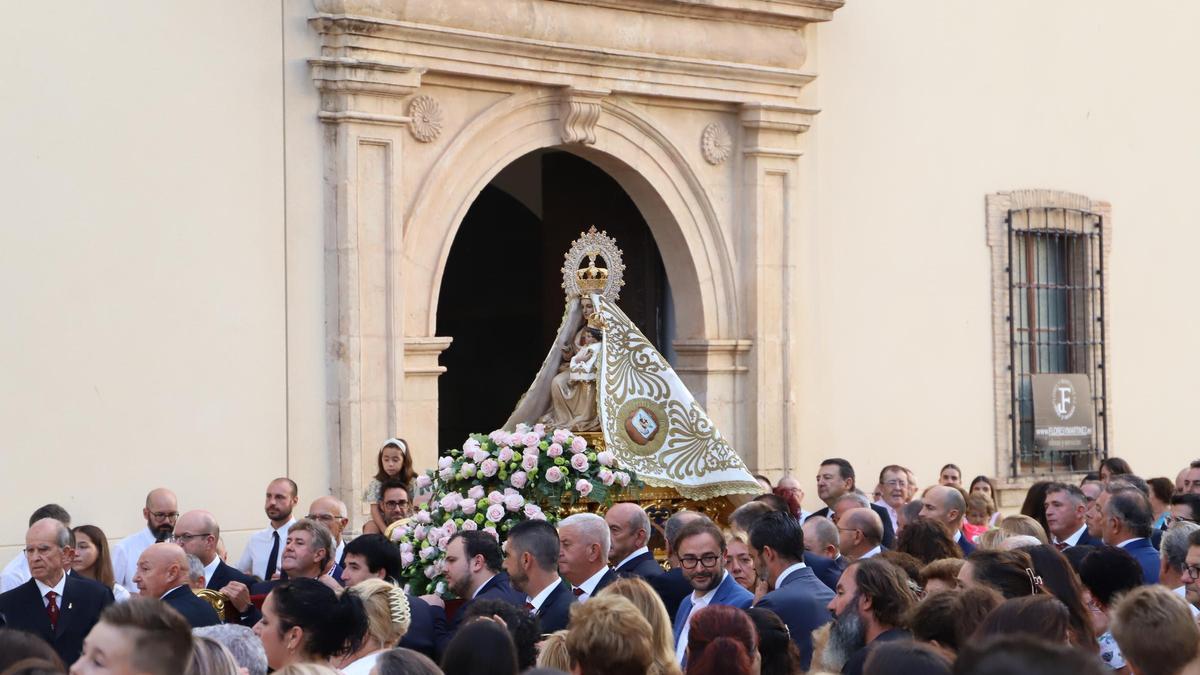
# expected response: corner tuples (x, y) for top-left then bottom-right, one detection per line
(1053, 379), (1076, 421)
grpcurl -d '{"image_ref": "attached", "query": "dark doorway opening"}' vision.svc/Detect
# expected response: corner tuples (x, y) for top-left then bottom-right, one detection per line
(435, 150), (671, 453)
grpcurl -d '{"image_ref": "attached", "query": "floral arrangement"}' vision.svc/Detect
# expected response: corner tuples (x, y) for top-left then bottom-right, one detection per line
(391, 423), (640, 596)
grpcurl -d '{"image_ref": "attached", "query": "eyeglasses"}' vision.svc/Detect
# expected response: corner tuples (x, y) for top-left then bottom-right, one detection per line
(1167, 514), (1197, 526)
(168, 532), (213, 544)
(384, 500), (409, 510)
(884, 480), (908, 488)
(1183, 564), (1200, 580)
(149, 511), (180, 520)
(306, 513), (342, 522)
(678, 554), (721, 569)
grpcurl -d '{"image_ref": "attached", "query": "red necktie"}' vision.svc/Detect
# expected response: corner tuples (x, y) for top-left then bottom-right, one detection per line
(524, 601), (535, 612)
(45, 591), (60, 631)
(572, 587), (585, 597)
(1055, 542), (1069, 551)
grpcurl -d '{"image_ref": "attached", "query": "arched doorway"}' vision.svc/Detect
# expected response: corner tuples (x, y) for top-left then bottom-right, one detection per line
(435, 149), (673, 452)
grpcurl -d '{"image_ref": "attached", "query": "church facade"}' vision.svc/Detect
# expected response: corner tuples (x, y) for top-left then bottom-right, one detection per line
(4, 1), (1200, 556)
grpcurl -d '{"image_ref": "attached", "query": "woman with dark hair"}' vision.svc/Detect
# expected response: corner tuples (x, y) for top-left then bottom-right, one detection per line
(746, 608), (801, 675)
(441, 620), (519, 675)
(974, 595), (1072, 645)
(375, 648), (443, 675)
(685, 604), (759, 675)
(863, 641), (950, 675)
(71, 525), (131, 602)
(895, 519), (962, 566)
(968, 476), (1001, 526)
(1098, 458), (1133, 484)
(1019, 481), (1053, 537)
(938, 464), (962, 488)
(1078, 546), (1144, 671)
(253, 578), (368, 670)
(1147, 477), (1174, 530)
(1021, 544), (1096, 648)
(958, 549), (1037, 599)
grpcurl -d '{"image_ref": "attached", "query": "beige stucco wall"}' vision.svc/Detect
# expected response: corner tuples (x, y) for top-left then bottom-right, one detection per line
(795, 0), (1200, 503)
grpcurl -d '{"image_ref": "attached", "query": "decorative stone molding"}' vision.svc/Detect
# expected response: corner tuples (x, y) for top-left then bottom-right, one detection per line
(560, 88), (608, 145)
(700, 123), (733, 165)
(407, 95), (444, 143)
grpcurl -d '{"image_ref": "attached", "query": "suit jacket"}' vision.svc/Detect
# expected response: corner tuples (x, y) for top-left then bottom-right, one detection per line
(533, 579), (577, 635)
(399, 593), (449, 660)
(0, 575), (114, 666)
(615, 551), (664, 581)
(449, 573), (525, 631)
(207, 560), (261, 627)
(1074, 529), (1102, 548)
(161, 585), (220, 628)
(1120, 538), (1161, 584)
(671, 573), (754, 650)
(649, 567), (692, 620)
(957, 533), (976, 557)
(754, 566), (834, 671)
(591, 568), (620, 596)
(809, 504), (896, 549)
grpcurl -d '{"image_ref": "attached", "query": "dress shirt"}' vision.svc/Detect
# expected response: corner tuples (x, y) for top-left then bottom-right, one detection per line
(334, 539), (346, 566)
(874, 501), (899, 533)
(159, 584), (188, 600)
(573, 566), (610, 601)
(237, 519), (296, 580)
(859, 545), (882, 560)
(341, 651), (383, 675)
(775, 562), (808, 590)
(675, 571), (728, 664)
(112, 528), (157, 591)
(1172, 585), (1200, 618)
(616, 546), (652, 570)
(202, 556), (221, 588)
(527, 578), (565, 613)
(1116, 537), (1142, 549)
(1, 554), (30, 593)
(1053, 523), (1088, 547)
(113, 584), (131, 603)
(470, 574), (498, 600)
(34, 574), (68, 607)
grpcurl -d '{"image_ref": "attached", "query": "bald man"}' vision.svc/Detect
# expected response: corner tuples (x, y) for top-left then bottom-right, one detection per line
(921, 486), (974, 555)
(172, 510), (258, 625)
(838, 508), (885, 561)
(112, 488), (179, 590)
(605, 502), (663, 580)
(306, 495), (350, 571)
(133, 543), (219, 628)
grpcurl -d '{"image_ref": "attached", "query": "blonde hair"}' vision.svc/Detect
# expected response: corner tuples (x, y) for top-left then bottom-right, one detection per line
(598, 577), (682, 675)
(998, 514), (1048, 545)
(536, 630), (572, 671)
(976, 528), (1009, 550)
(967, 492), (996, 515)
(1111, 585), (1200, 675)
(187, 636), (239, 675)
(273, 665), (340, 675)
(567, 595), (655, 675)
(348, 579), (411, 648)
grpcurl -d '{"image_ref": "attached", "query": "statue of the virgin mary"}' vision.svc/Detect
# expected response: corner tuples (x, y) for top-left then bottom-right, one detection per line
(505, 227), (759, 501)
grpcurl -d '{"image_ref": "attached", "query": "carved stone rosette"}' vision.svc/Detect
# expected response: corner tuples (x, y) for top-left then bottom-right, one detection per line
(700, 122), (733, 165)
(407, 95), (443, 142)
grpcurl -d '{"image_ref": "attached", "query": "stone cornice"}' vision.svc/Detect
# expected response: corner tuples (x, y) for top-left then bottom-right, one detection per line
(553, 0), (844, 27)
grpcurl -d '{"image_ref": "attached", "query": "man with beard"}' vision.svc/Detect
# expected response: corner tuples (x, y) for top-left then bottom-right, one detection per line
(441, 530), (523, 631)
(823, 558), (916, 675)
(112, 488), (179, 590)
(649, 510), (706, 618)
(809, 459), (895, 548)
(670, 519), (753, 665)
(504, 519), (576, 634)
(238, 477), (298, 580)
(749, 511), (833, 670)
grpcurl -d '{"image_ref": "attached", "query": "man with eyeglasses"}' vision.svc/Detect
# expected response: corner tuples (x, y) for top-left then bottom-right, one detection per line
(1044, 483), (1100, 549)
(670, 519), (753, 665)
(111, 488), (179, 591)
(365, 479), (412, 535)
(874, 466), (910, 535)
(1168, 493), (1200, 527)
(307, 495), (350, 574)
(171, 510), (259, 626)
(1181, 529), (1200, 607)
(1158, 521), (1200, 615)
(837, 508), (884, 561)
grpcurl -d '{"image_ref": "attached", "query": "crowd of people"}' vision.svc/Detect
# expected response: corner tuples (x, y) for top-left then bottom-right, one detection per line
(2, 439), (1200, 675)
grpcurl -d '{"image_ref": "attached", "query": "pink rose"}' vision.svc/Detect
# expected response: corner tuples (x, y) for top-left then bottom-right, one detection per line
(488, 491), (505, 505)
(481, 459), (499, 477)
(399, 542), (413, 554)
(443, 520), (458, 535)
(424, 565), (438, 579)
(533, 423), (546, 437)
(419, 547), (436, 561)
(390, 527), (406, 542)
(438, 536), (451, 549)
(596, 451), (615, 467)
(468, 485), (485, 500)
(413, 510), (431, 524)
(510, 471), (529, 489)
(427, 527), (442, 544)
(461, 519), (478, 531)
(515, 423), (530, 435)
(575, 479), (594, 497)
(547, 443), (563, 458)
(460, 499), (477, 516)
(522, 454), (539, 472)
(504, 494), (525, 512)
(615, 471), (631, 487)
(546, 466), (564, 483)
(413, 525), (427, 541)
(463, 438), (481, 455)
(552, 428), (570, 444)
(524, 503), (545, 520)
(401, 551), (415, 567)
(483, 526), (499, 539)
(486, 504), (506, 523)
(570, 454), (589, 473)
(460, 462), (477, 477)
(571, 436), (587, 453)
(523, 432), (541, 447)
(439, 467), (454, 481)
(498, 446), (514, 463)
(440, 493), (462, 511)
(599, 468), (615, 486)
(416, 474), (432, 490)
(438, 456), (454, 470)
(489, 430), (512, 447)
(504, 487), (518, 496)
(522, 445), (540, 458)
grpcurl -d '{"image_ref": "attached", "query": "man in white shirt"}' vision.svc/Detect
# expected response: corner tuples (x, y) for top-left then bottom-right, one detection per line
(237, 477), (298, 580)
(670, 519), (753, 665)
(1, 504), (72, 593)
(249, 518), (333, 595)
(112, 488), (179, 591)
(306, 495), (349, 566)
(605, 502), (662, 580)
(1044, 483), (1100, 548)
(874, 466), (909, 534)
(557, 513), (618, 602)
(837, 508), (884, 561)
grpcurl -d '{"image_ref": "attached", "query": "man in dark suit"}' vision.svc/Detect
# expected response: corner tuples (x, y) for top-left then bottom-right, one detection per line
(670, 519), (754, 666)
(1099, 488), (1161, 584)
(749, 511), (833, 671)
(557, 513), (619, 601)
(605, 502), (663, 581)
(0, 518), (114, 664)
(132, 543), (219, 627)
(441, 531), (524, 631)
(1044, 484), (1101, 549)
(649, 511), (706, 619)
(250, 518), (341, 597)
(340, 533), (448, 660)
(921, 486), (974, 556)
(504, 519), (577, 634)
(172, 510), (259, 626)
(809, 459), (895, 549)
(803, 516), (848, 591)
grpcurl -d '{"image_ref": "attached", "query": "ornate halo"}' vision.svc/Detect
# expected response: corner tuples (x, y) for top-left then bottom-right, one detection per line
(561, 226), (625, 302)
